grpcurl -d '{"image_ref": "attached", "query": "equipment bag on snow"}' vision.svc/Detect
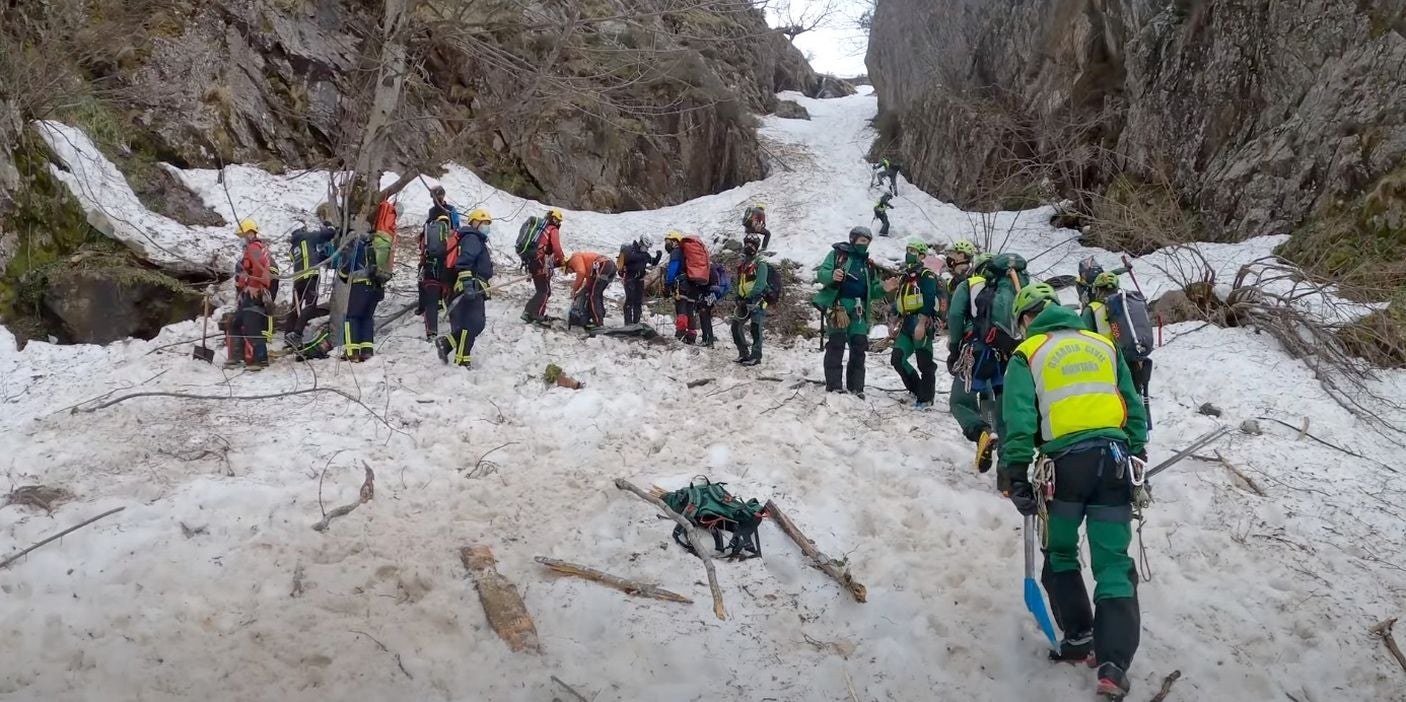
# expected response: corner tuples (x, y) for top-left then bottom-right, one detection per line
(660, 477), (767, 560)
(680, 236), (711, 286)
(515, 216), (546, 262)
(968, 252), (1029, 364)
(1103, 289), (1155, 361)
(423, 218), (452, 260)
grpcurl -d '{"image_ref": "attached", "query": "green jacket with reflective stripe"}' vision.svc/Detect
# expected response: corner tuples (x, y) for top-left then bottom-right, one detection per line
(1000, 303), (1149, 469)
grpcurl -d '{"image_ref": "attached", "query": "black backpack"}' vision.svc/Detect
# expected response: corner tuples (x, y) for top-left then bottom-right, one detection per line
(515, 216), (545, 262)
(763, 266), (783, 305)
(423, 219), (452, 260)
(1103, 289), (1155, 361)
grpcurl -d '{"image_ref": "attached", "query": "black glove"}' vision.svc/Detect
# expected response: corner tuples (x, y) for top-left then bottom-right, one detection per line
(946, 348), (960, 375)
(997, 466), (1038, 516)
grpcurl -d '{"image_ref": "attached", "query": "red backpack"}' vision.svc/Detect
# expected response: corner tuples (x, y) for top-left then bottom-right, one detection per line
(373, 199), (397, 235)
(680, 236), (710, 285)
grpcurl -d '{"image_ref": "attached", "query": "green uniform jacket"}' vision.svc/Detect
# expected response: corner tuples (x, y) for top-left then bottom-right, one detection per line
(737, 256), (771, 303)
(892, 267), (939, 335)
(1080, 305), (1099, 333)
(813, 244), (887, 322)
(946, 277), (975, 355)
(1000, 304), (1149, 469)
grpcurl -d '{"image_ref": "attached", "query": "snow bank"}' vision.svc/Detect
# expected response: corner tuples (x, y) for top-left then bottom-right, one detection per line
(8, 91), (1406, 702)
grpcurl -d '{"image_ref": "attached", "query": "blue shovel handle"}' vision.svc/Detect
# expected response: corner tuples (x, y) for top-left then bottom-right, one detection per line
(1023, 515), (1061, 652)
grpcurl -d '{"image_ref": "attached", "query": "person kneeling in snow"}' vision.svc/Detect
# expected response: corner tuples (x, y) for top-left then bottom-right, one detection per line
(812, 226), (887, 397)
(565, 250), (617, 329)
(999, 282), (1149, 702)
(437, 209), (494, 368)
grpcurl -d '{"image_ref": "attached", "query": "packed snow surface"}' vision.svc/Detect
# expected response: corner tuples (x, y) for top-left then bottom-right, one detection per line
(8, 90), (1406, 702)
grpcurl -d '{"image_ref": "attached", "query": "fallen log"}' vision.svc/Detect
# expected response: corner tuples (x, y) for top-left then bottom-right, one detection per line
(1371, 618), (1406, 675)
(765, 499), (866, 603)
(614, 478), (726, 620)
(534, 557), (692, 604)
(459, 545), (541, 653)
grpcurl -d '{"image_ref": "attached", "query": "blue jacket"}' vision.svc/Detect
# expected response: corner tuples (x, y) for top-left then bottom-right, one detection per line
(666, 246), (685, 286)
(291, 225), (337, 277)
(454, 228), (494, 281)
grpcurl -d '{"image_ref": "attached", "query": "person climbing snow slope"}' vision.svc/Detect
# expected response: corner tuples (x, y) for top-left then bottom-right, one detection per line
(665, 231), (710, 344)
(731, 233), (771, 366)
(947, 251), (1029, 472)
(436, 209), (494, 368)
(522, 208), (566, 323)
(618, 236), (661, 325)
(742, 203), (771, 251)
(890, 240), (940, 408)
(813, 226), (887, 397)
(999, 281), (1148, 701)
(227, 218), (274, 369)
(874, 192), (894, 238)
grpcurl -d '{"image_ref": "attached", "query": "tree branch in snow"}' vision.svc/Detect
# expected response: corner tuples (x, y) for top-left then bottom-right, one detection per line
(1212, 450), (1266, 497)
(459, 545), (542, 653)
(312, 465), (375, 533)
(1371, 618), (1406, 675)
(534, 557), (693, 603)
(551, 675), (590, 702)
(614, 478), (727, 620)
(1148, 670), (1182, 702)
(0, 506), (126, 569)
(72, 387), (404, 436)
(765, 499), (867, 603)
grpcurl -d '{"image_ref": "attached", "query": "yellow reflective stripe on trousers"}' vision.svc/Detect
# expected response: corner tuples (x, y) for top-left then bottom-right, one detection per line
(455, 331), (470, 365)
(294, 241), (318, 280)
(1022, 329), (1124, 441)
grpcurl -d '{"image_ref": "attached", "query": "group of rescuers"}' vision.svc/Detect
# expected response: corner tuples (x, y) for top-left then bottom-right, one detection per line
(227, 186), (1151, 700)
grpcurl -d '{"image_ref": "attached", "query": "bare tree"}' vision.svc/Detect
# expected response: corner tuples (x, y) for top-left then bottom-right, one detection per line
(765, 0), (842, 40)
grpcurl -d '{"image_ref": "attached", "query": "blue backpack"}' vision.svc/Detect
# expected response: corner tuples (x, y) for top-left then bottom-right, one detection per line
(709, 264), (731, 298)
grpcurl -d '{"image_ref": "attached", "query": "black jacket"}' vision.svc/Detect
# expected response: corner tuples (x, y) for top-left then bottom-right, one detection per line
(620, 244), (661, 280)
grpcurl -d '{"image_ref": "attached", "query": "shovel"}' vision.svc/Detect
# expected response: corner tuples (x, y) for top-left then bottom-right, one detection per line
(192, 288), (215, 363)
(1023, 515), (1060, 653)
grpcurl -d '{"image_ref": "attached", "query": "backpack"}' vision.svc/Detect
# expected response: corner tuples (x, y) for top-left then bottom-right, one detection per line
(762, 264), (783, 305)
(680, 236), (710, 286)
(660, 478), (767, 560)
(1077, 256), (1103, 306)
(373, 199), (397, 235)
(709, 264), (731, 299)
(423, 218), (452, 260)
(515, 216), (546, 261)
(969, 253), (1029, 359)
(369, 231), (394, 282)
(1103, 289), (1155, 361)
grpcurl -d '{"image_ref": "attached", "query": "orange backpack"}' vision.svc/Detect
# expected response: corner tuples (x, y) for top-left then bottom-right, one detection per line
(680, 236), (710, 285)
(373, 199), (397, 235)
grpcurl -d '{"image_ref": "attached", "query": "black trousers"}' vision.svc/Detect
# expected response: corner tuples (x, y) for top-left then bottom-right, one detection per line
(673, 281), (700, 342)
(823, 333), (868, 393)
(623, 278), (645, 324)
(229, 296), (270, 364)
(875, 210), (890, 237)
(448, 292), (486, 365)
(418, 277), (445, 337)
(697, 300), (715, 344)
(730, 303), (764, 360)
(891, 346), (936, 403)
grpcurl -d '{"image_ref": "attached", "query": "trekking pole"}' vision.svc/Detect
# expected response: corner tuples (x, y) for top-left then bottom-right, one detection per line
(1146, 426), (1231, 479)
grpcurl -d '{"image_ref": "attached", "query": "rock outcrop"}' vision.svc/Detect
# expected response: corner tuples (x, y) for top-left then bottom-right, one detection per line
(866, 0), (1406, 242)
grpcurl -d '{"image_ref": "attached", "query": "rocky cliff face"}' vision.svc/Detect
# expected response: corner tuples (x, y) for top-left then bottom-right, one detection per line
(41, 0), (815, 213)
(866, 0), (1406, 245)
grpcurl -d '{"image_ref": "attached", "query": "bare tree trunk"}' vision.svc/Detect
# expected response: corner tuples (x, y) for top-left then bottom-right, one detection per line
(329, 0), (411, 350)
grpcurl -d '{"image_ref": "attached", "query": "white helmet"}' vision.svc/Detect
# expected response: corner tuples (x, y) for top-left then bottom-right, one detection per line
(636, 235), (654, 249)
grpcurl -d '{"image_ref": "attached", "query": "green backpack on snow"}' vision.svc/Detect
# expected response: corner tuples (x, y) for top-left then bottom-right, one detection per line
(660, 477), (767, 560)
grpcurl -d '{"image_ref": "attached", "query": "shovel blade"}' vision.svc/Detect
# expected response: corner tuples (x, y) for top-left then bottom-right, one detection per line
(192, 345), (215, 363)
(1024, 576), (1061, 652)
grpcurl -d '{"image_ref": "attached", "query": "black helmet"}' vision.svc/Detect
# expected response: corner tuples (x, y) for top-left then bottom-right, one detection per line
(431, 185), (446, 200)
(849, 226), (873, 243)
(743, 233), (762, 251)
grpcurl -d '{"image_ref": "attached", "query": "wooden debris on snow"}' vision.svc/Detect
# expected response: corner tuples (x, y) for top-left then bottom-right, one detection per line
(535, 556), (693, 603)
(765, 499), (867, 603)
(615, 478), (727, 620)
(459, 545), (541, 653)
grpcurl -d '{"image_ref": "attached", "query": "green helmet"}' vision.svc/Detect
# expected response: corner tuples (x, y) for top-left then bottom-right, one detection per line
(905, 239), (930, 255)
(1012, 282), (1059, 319)
(972, 252), (993, 271)
(949, 240), (978, 257)
(1093, 271), (1120, 290)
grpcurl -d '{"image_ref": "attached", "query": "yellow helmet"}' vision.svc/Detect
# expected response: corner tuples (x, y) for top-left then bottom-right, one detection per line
(754, 203), (766, 210)
(548, 208), (564, 222)
(467, 208), (492, 224)
(665, 230), (684, 242)
(237, 219), (259, 235)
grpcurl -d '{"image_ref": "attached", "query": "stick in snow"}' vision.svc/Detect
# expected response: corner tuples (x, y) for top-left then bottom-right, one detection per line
(614, 478), (727, 620)
(459, 545), (541, 653)
(312, 465), (374, 532)
(0, 506), (127, 569)
(764, 499), (867, 603)
(1371, 618), (1406, 675)
(550, 675), (589, 702)
(1149, 670), (1182, 702)
(1213, 450), (1266, 497)
(74, 388), (403, 434)
(534, 556), (693, 604)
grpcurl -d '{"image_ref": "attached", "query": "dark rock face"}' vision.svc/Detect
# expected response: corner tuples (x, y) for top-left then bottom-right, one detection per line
(774, 100), (811, 120)
(41, 266), (204, 344)
(73, 0), (817, 213)
(866, 0), (1406, 241)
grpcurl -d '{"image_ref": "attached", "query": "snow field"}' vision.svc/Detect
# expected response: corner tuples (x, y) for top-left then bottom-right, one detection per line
(4, 90), (1405, 702)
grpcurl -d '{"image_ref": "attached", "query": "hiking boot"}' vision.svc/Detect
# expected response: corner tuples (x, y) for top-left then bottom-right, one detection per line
(734, 354), (749, 364)
(435, 337), (451, 365)
(976, 430), (996, 473)
(247, 362), (268, 372)
(1095, 663), (1130, 700)
(520, 312), (534, 324)
(425, 333), (436, 343)
(700, 338), (715, 348)
(914, 401), (932, 410)
(854, 391), (865, 399)
(223, 359), (243, 369)
(826, 387), (846, 394)
(740, 357), (761, 367)
(1048, 632), (1094, 665)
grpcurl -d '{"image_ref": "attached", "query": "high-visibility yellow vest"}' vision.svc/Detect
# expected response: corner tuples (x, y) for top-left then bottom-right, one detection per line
(1088, 301), (1113, 338)
(897, 276), (924, 314)
(738, 262), (758, 298)
(1015, 329), (1126, 441)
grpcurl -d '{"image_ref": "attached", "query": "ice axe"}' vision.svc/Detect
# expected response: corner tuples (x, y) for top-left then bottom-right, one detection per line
(192, 286), (215, 363)
(1023, 515), (1060, 653)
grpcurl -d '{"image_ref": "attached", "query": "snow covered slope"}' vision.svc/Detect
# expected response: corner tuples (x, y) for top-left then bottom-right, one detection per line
(8, 91), (1406, 702)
